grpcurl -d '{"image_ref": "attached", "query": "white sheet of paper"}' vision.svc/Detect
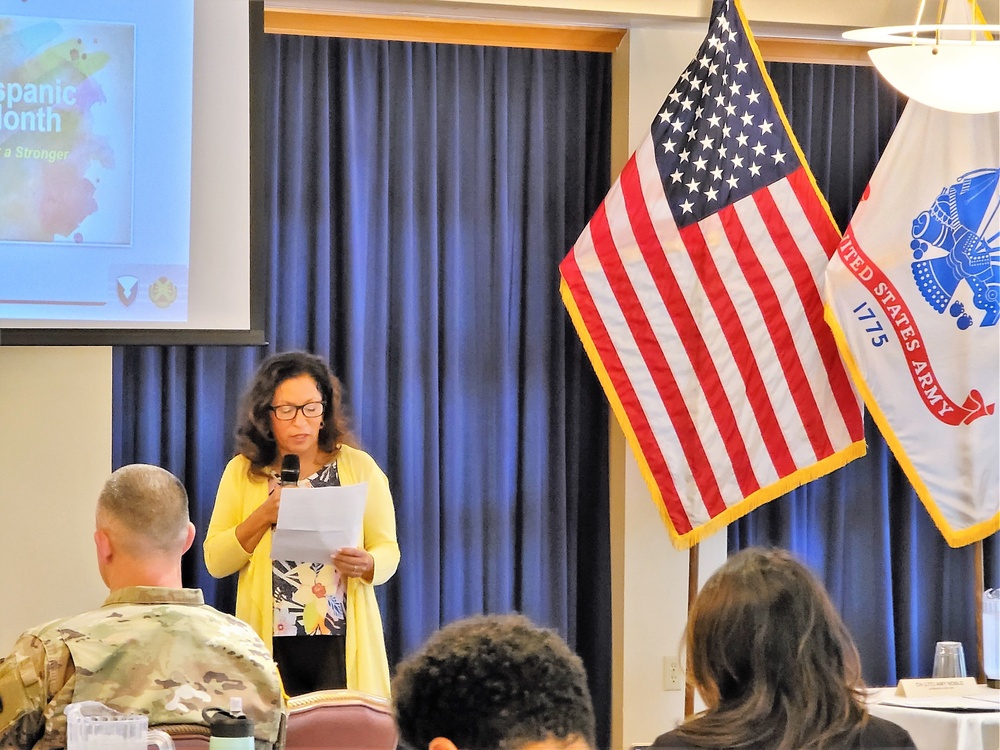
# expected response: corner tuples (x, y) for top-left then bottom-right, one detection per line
(878, 694), (1000, 711)
(869, 684), (1000, 711)
(270, 483), (367, 564)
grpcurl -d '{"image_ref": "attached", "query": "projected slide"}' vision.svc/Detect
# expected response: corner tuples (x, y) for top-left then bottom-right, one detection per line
(0, 0), (193, 324)
(0, 17), (133, 243)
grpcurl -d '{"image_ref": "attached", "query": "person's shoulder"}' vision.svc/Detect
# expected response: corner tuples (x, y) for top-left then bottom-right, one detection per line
(35, 605), (111, 640)
(58, 600), (156, 637)
(194, 601), (267, 641)
(337, 443), (369, 460)
(648, 729), (699, 748)
(337, 444), (380, 471)
(219, 454), (265, 487)
(860, 715), (917, 748)
(8, 618), (67, 661)
(97, 591), (271, 656)
(23, 616), (68, 640)
(18, 611), (96, 670)
(188, 605), (278, 678)
(223, 454), (253, 474)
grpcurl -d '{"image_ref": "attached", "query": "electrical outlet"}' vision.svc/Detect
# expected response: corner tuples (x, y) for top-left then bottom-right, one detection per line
(663, 657), (683, 691)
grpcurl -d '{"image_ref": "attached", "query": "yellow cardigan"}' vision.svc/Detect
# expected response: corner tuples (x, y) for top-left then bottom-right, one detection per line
(203, 447), (400, 699)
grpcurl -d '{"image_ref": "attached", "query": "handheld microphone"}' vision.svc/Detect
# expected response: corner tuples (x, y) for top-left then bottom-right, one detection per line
(280, 454), (300, 487)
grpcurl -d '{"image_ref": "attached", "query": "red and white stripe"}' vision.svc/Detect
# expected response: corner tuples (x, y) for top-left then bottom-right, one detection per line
(561, 136), (863, 538)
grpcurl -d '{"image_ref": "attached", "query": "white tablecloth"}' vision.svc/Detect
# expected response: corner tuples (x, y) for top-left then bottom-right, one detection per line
(867, 686), (1000, 750)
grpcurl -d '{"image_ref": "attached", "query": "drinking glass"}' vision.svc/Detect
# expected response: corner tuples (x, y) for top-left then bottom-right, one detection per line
(931, 641), (967, 678)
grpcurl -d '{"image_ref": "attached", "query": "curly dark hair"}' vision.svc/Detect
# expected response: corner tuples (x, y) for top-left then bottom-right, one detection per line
(392, 614), (596, 750)
(233, 351), (356, 475)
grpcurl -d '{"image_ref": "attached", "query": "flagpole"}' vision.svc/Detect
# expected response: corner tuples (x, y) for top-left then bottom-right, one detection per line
(974, 539), (985, 683)
(685, 544), (699, 717)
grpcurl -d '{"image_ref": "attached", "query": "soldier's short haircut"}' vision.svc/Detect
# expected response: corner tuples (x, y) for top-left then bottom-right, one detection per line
(392, 613), (596, 750)
(97, 464), (189, 555)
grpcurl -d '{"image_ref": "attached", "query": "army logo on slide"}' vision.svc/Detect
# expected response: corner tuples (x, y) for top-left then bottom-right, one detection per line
(149, 276), (178, 308)
(116, 275), (139, 306)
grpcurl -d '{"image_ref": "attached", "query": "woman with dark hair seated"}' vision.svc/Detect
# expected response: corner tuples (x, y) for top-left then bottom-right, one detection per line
(653, 547), (915, 750)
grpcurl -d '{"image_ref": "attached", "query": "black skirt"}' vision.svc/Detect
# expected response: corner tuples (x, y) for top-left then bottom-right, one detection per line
(272, 633), (347, 695)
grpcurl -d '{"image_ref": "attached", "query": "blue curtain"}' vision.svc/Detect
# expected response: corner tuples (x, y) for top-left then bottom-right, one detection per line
(730, 62), (1000, 687)
(114, 34), (611, 744)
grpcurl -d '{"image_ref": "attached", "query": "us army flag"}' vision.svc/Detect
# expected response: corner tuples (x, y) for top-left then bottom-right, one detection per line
(824, 103), (999, 546)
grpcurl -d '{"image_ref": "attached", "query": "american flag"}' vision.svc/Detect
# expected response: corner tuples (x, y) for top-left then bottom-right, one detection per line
(560, 0), (865, 549)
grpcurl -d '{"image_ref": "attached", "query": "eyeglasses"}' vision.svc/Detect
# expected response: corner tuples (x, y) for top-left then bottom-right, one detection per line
(269, 402), (325, 421)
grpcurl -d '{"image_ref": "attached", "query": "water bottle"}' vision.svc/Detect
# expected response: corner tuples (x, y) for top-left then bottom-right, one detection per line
(203, 699), (254, 750)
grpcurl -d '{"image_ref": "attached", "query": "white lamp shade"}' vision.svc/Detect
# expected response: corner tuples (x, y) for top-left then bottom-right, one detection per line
(867, 44), (1000, 113)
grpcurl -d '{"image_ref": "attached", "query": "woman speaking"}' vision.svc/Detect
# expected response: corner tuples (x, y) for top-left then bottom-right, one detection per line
(204, 351), (399, 698)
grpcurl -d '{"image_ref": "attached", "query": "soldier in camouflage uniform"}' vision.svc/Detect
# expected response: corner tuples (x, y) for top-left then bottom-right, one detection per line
(0, 464), (285, 750)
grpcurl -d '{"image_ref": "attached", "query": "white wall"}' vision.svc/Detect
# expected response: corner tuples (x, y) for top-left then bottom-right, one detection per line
(0, 347), (110, 652)
(611, 22), (729, 748)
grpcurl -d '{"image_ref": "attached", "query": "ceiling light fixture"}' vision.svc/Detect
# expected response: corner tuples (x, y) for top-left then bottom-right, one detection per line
(843, 1), (1000, 114)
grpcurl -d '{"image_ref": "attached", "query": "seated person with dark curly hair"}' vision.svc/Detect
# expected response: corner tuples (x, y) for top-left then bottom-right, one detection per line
(391, 613), (596, 750)
(652, 547), (915, 750)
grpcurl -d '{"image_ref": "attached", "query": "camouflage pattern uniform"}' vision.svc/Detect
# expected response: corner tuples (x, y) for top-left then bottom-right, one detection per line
(0, 587), (284, 750)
